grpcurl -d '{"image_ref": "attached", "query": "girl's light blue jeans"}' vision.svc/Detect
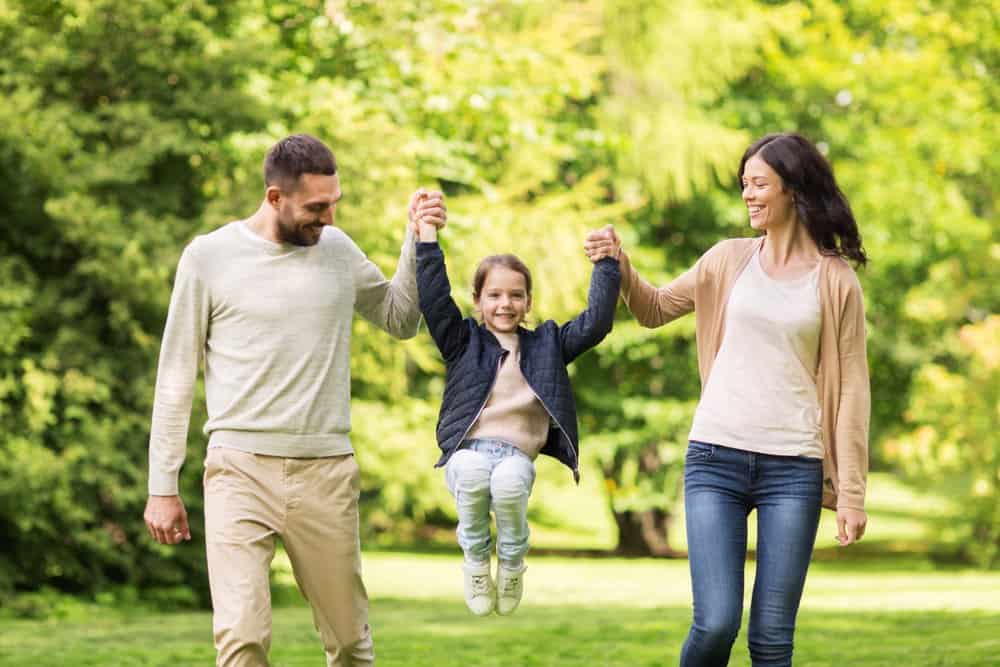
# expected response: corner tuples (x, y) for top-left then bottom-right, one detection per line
(681, 441), (822, 667)
(445, 438), (536, 567)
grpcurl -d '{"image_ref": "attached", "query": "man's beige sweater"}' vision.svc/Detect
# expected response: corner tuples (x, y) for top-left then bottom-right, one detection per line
(148, 221), (420, 496)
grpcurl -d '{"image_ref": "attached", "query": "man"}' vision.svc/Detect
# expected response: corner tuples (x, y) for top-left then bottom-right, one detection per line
(143, 134), (446, 666)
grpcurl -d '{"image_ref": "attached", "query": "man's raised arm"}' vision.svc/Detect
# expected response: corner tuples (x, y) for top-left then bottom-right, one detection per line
(353, 189), (447, 338)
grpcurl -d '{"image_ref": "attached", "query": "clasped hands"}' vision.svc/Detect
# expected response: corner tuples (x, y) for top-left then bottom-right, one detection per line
(584, 224), (622, 263)
(407, 196), (620, 260)
(408, 189), (447, 241)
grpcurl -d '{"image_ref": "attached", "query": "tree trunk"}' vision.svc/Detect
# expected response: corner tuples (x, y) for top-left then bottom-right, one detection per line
(613, 507), (679, 557)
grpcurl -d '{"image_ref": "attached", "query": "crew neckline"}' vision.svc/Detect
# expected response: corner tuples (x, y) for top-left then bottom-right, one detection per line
(490, 329), (520, 352)
(237, 220), (306, 254)
(753, 245), (819, 287)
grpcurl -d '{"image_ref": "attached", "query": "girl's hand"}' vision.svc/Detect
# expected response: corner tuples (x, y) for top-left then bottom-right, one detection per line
(584, 224), (621, 262)
(836, 507), (867, 546)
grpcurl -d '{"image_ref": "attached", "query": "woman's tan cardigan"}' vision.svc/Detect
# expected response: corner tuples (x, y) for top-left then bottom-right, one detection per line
(619, 237), (869, 511)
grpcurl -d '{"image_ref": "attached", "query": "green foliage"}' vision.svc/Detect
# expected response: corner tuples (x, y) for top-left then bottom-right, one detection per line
(1, 0), (997, 608)
(0, 0), (622, 600)
(574, 0), (1000, 556)
(727, 0), (999, 452)
(0, 0), (266, 602)
(887, 314), (1000, 567)
(730, 0), (999, 567)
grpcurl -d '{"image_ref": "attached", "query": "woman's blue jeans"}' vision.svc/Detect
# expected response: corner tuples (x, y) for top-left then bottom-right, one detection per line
(680, 441), (822, 667)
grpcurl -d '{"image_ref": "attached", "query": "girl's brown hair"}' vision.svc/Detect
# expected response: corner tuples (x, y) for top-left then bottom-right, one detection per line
(472, 254), (533, 299)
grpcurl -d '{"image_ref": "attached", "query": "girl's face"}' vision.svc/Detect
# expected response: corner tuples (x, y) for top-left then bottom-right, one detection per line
(474, 266), (531, 334)
(741, 155), (796, 232)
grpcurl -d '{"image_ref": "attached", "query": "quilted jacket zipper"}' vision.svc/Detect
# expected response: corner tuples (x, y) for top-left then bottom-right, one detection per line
(454, 351), (507, 447)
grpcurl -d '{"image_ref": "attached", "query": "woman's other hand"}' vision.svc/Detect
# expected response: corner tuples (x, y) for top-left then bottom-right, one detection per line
(836, 507), (867, 546)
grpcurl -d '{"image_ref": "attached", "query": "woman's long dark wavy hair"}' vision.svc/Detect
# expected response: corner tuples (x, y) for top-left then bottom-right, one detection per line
(739, 133), (867, 266)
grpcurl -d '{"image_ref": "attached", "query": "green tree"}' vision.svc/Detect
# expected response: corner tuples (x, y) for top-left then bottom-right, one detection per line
(0, 0), (268, 603)
(729, 0), (999, 564)
(4, 0), (997, 608)
(572, 0), (791, 554)
(576, 0), (999, 556)
(234, 0), (622, 539)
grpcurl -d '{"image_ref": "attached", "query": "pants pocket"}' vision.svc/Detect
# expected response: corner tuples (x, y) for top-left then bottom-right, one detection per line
(686, 441), (716, 462)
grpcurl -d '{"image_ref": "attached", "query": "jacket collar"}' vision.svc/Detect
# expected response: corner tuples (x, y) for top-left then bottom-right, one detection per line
(477, 322), (532, 348)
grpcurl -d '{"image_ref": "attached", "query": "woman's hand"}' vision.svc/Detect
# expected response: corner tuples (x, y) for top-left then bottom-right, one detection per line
(584, 224), (621, 263)
(836, 507), (867, 546)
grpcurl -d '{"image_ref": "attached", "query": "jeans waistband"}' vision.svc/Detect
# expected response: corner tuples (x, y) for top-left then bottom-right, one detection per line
(462, 438), (526, 458)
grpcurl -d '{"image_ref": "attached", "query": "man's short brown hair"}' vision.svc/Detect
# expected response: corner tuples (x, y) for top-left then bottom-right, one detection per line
(264, 134), (337, 191)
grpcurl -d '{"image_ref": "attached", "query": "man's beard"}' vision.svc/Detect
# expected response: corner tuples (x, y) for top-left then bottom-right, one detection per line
(277, 217), (324, 246)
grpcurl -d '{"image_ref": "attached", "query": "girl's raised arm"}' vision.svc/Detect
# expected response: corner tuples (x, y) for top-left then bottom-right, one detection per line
(558, 256), (621, 364)
(416, 239), (469, 363)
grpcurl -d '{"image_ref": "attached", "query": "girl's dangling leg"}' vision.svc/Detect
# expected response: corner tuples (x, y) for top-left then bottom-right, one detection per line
(491, 450), (535, 615)
(445, 448), (495, 615)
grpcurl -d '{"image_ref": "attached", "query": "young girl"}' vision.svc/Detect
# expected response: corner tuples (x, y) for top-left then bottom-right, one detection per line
(413, 211), (620, 616)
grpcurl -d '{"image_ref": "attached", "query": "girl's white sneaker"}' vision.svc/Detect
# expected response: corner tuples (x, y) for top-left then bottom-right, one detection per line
(462, 561), (495, 616)
(496, 562), (526, 615)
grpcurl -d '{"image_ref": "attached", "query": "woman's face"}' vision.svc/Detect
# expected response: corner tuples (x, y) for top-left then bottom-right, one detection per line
(741, 155), (796, 232)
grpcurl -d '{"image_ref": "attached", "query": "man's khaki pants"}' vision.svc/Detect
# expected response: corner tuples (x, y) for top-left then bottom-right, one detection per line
(204, 447), (373, 667)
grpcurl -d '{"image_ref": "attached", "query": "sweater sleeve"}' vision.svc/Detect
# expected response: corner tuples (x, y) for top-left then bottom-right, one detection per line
(148, 243), (210, 496)
(834, 273), (870, 511)
(618, 249), (697, 327)
(351, 227), (422, 339)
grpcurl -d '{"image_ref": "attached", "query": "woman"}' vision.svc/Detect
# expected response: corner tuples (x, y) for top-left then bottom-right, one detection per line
(585, 133), (869, 666)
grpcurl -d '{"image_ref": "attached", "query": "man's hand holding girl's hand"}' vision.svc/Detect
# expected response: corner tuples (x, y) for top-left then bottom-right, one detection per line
(408, 188), (447, 241)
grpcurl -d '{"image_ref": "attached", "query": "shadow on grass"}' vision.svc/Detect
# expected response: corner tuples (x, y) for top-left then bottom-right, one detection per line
(2, 598), (998, 666)
(810, 538), (979, 571)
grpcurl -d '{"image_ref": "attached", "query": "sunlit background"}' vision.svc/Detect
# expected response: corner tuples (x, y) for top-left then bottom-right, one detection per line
(1, 1), (997, 665)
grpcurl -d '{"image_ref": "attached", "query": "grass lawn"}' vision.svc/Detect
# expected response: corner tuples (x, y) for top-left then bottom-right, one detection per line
(2, 551), (999, 666)
(3, 473), (998, 665)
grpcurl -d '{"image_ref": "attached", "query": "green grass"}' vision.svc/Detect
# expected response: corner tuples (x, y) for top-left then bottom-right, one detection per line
(3, 472), (994, 665)
(3, 552), (999, 666)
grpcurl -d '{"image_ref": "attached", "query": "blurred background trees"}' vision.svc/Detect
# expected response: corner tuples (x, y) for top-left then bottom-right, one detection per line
(0, 0), (996, 609)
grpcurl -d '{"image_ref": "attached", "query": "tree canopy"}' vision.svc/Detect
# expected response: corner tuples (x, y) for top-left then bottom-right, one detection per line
(1, 0), (996, 607)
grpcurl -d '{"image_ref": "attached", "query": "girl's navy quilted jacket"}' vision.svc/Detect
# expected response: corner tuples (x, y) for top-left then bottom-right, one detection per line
(416, 241), (621, 482)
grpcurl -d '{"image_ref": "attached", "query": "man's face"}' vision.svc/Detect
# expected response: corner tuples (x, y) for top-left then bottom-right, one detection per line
(273, 173), (342, 246)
